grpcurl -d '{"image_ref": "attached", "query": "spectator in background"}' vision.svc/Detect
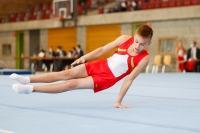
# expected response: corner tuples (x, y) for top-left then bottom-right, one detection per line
(54, 46), (67, 71)
(48, 46), (56, 57)
(127, 0), (136, 11)
(108, 7), (114, 13)
(71, 47), (78, 58)
(184, 40), (200, 72)
(60, 46), (78, 70)
(38, 46), (46, 57)
(120, 0), (127, 11)
(176, 40), (186, 72)
(98, 5), (104, 14)
(131, 0), (137, 9)
(35, 46), (46, 71)
(67, 50), (73, 58)
(76, 44), (84, 58)
(135, 0), (141, 10)
(80, 0), (87, 15)
(56, 46), (66, 57)
(43, 46), (56, 71)
(113, 1), (121, 12)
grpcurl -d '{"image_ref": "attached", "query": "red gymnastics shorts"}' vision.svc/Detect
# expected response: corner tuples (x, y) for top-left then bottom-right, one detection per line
(85, 60), (118, 93)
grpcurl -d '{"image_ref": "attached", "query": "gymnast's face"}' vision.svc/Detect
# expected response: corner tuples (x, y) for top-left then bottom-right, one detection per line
(133, 34), (151, 53)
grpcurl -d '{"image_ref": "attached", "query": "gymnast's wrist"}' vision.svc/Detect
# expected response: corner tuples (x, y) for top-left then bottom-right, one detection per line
(115, 99), (122, 104)
(79, 56), (86, 61)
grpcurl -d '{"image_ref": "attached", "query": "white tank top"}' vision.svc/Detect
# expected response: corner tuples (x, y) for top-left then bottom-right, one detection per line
(107, 53), (129, 77)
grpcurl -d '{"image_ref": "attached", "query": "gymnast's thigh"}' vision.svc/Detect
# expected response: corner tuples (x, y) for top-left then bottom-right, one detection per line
(63, 64), (89, 79)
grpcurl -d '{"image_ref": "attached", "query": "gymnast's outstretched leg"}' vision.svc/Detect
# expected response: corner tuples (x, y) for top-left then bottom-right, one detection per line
(12, 76), (94, 94)
(9, 64), (88, 84)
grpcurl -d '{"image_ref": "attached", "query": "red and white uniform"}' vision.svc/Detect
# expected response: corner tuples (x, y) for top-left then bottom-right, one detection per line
(177, 48), (185, 72)
(85, 37), (148, 93)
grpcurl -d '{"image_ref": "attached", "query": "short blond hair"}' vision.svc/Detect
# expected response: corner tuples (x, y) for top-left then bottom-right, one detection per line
(135, 25), (153, 40)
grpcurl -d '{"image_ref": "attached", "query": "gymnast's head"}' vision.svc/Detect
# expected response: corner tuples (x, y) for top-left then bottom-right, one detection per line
(135, 24), (153, 41)
(133, 25), (153, 51)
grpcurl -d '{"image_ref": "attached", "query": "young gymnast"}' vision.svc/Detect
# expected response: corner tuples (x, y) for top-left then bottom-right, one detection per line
(10, 24), (153, 108)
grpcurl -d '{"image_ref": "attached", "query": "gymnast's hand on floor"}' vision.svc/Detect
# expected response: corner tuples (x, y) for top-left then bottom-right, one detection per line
(71, 57), (85, 67)
(114, 103), (131, 108)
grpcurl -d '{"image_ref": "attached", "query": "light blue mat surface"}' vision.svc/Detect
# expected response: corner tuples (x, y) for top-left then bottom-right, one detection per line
(0, 73), (200, 133)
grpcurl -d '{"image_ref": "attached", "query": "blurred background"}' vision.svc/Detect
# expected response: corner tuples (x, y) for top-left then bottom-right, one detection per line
(0, 0), (200, 73)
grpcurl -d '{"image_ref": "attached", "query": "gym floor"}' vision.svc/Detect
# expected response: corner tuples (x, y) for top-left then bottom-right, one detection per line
(0, 73), (200, 133)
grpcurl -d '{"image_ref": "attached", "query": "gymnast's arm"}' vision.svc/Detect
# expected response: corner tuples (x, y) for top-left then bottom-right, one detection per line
(71, 35), (131, 65)
(114, 55), (149, 108)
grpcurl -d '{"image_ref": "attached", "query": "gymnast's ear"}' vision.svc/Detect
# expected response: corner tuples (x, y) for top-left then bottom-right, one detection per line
(148, 41), (152, 45)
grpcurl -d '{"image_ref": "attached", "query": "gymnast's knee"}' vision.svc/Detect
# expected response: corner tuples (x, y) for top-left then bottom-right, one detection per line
(65, 80), (79, 90)
(60, 69), (72, 80)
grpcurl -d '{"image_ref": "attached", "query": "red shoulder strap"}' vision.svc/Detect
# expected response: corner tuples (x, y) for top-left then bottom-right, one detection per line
(134, 50), (148, 66)
(118, 37), (134, 49)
